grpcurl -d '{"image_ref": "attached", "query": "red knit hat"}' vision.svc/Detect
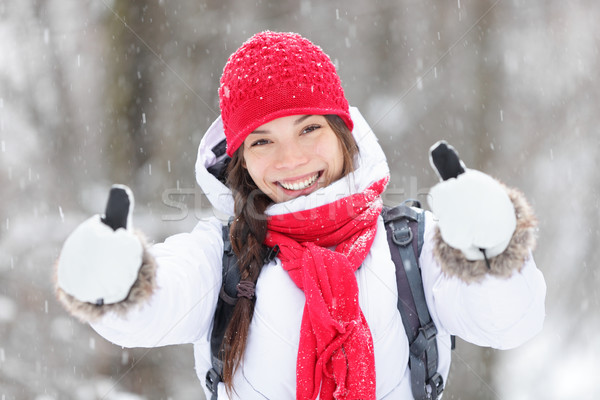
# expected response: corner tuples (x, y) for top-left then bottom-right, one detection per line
(219, 31), (354, 156)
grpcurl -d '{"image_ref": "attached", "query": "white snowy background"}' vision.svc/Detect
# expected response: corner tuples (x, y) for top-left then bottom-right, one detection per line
(1, 0), (598, 399)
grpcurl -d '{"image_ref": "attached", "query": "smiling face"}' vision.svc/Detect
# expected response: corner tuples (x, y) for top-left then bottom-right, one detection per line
(241, 114), (346, 203)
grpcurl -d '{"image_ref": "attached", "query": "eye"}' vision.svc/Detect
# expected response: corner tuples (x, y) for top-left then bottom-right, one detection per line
(301, 124), (321, 135)
(250, 138), (271, 147)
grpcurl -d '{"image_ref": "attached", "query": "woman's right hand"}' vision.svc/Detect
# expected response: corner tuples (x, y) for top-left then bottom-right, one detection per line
(56, 185), (144, 306)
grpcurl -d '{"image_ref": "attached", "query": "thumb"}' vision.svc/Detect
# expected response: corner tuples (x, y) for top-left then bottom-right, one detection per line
(429, 140), (466, 181)
(101, 184), (134, 230)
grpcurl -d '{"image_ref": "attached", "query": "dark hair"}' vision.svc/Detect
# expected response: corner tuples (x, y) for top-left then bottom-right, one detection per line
(221, 114), (358, 393)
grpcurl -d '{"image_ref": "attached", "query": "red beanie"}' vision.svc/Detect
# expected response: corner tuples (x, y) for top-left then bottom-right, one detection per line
(219, 31), (354, 156)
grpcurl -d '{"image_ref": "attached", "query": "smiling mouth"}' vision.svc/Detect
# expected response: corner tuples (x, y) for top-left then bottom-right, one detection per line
(278, 172), (321, 191)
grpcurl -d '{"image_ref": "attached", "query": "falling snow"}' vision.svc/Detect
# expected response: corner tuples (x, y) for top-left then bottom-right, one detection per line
(1, 1), (598, 400)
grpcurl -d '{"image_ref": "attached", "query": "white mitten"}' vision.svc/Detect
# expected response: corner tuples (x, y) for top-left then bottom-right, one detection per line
(57, 185), (143, 305)
(428, 141), (516, 261)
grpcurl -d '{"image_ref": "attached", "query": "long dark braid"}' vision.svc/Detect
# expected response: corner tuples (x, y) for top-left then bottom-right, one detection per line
(220, 145), (270, 394)
(221, 115), (358, 393)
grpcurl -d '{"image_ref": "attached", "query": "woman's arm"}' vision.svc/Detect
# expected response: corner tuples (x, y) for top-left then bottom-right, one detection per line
(421, 209), (546, 349)
(421, 141), (546, 348)
(88, 218), (224, 348)
(54, 185), (224, 348)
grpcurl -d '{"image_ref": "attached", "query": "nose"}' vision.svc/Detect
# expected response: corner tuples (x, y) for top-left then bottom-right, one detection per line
(274, 140), (309, 170)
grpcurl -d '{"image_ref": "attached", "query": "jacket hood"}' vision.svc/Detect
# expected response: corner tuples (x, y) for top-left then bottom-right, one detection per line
(194, 107), (390, 219)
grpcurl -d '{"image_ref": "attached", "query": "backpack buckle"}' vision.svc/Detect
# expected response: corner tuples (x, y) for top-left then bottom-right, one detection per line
(427, 372), (444, 399)
(420, 321), (438, 340)
(392, 225), (413, 247)
(410, 322), (438, 357)
(205, 367), (221, 394)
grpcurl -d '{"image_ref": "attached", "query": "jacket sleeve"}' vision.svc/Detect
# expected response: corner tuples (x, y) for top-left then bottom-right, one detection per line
(420, 211), (546, 349)
(89, 217), (224, 348)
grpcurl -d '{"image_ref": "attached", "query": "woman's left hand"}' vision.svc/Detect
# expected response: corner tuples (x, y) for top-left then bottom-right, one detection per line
(427, 141), (516, 261)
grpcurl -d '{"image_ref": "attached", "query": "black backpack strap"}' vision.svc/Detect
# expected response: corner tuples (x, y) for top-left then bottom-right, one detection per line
(206, 138), (231, 185)
(205, 222), (238, 399)
(383, 202), (444, 400)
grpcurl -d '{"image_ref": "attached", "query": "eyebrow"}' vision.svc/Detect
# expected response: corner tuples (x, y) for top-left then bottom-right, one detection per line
(293, 115), (312, 125)
(250, 115), (313, 134)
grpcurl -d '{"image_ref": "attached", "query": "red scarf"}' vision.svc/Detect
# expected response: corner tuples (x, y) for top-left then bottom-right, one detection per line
(264, 177), (388, 400)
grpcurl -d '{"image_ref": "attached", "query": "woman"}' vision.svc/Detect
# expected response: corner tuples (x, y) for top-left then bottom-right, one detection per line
(55, 31), (546, 400)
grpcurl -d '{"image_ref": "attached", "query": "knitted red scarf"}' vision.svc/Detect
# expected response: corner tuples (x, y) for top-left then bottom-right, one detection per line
(264, 177), (388, 400)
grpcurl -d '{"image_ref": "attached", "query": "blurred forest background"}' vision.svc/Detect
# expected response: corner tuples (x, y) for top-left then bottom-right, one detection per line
(1, 0), (598, 399)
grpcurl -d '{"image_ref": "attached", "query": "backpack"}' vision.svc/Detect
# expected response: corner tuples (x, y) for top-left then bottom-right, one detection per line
(205, 201), (445, 400)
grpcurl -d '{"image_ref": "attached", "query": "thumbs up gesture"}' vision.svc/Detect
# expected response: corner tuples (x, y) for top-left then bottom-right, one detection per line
(56, 185), (150, 314)
(428, 141), (517, 261)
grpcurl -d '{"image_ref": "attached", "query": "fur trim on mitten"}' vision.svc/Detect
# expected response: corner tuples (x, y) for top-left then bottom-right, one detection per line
(54, 231), (157, 322)
(433, 186), (537, 283)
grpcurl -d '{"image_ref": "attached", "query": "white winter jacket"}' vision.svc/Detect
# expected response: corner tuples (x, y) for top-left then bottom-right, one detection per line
(91, 108), (546, 399)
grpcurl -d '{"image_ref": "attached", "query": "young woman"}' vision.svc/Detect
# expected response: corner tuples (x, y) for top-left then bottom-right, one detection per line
(55, 31), (546, 400)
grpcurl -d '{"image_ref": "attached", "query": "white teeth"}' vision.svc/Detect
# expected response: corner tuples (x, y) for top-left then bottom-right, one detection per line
(280, 173), (319, 191)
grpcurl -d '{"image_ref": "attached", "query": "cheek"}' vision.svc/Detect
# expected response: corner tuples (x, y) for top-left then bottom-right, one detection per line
(245, 163), (262, 184)
(244, 154), (269, 185)
(328, 137), (344, 167)
(317, 136), (345, 178)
